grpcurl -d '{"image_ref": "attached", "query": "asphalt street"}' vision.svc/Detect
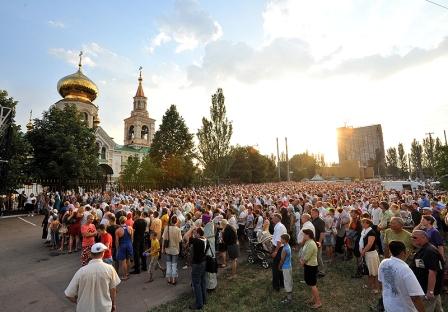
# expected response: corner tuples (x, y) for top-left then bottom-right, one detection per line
(0, 215), (191, 312)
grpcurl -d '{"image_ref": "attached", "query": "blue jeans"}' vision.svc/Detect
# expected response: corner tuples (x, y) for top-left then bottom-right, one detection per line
(191, 261), (207, 309)
(165, 254), (178, 278)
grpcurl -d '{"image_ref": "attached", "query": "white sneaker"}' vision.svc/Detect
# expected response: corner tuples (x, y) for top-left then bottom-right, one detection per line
(182, 265), (188, 270)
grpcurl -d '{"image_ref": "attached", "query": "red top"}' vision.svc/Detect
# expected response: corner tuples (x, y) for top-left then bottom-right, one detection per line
(101, 232), (113, 259)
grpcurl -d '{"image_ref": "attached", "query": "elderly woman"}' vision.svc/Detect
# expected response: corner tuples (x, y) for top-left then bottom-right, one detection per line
(359, 218), (380, 293)
(162, 215), (182, 285)
(300, 229), (322, 309)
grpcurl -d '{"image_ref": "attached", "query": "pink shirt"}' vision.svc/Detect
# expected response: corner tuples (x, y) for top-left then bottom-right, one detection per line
(81, 224), (96, 247)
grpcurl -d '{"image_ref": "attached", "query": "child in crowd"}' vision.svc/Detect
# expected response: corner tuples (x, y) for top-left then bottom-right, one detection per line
(144, 231), (165, 282)
(97, 224), (113, 265)
(50, 213), (61, 249)
(278, 233), (293, 304)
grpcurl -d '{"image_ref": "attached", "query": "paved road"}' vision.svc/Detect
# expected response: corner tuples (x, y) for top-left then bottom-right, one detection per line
(0, 216), (191, 312)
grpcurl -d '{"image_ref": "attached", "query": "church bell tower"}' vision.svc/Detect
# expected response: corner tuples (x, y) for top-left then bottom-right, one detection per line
(123, 67), (155, 147)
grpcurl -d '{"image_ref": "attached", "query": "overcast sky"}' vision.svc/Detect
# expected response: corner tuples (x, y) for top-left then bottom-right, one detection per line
(1, 0), (448, 162)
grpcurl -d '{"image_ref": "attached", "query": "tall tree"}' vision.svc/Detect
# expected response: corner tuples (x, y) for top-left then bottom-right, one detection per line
(385, 147), (399, 177)
(422, 136), (436, 177)
(0, 90), (31, 193)
(227, 146), (276, 183)
(197, 88), (233, 184)
(410, 139), (423, 179)
(397, 143), (408, 178)
(149, 104), (195, 187)
(289, 152), (318, 181)
(26, 105), (100, 188)
(120, 155), (141, 182)
(434, 138), (448, 180)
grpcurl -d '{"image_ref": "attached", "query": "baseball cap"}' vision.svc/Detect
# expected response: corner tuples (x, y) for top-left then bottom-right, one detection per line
(91, 243), (108, 253)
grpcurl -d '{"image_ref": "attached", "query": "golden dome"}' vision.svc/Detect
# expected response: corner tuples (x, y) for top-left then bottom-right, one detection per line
(57, 53), (98, 102)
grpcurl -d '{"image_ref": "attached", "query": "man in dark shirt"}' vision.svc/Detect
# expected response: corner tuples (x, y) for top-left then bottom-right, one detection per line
(131, 210), (148, 274)
(410, 202), (422, 227)
(311, 208), (326, 276)
(190, 227), (207, 310)
(410, 230), (445, 312)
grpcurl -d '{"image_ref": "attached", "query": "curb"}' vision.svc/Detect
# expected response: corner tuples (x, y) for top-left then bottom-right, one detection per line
(0, 214), (29, 219)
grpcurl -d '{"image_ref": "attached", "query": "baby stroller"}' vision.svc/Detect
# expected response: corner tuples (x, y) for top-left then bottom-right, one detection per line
(247, 231), (273, 269)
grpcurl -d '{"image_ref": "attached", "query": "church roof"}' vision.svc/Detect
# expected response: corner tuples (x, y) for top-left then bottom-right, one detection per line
(135, 67), (145, 97)
(115, 144), (150, 154)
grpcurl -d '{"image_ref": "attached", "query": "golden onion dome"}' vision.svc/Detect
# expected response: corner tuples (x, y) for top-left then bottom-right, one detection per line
(57, 52), (98, 102)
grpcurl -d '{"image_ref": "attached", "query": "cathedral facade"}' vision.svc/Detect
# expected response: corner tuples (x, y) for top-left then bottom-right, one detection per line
(53, 55), (155, 179)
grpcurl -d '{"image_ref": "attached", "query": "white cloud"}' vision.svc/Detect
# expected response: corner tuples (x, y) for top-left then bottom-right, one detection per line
(49, 43), (134, 75)
(187, 38), (314, 86)
(148, 0), (222, 53)
(49, 48), (96, 67)
(47, 20), (65, 28)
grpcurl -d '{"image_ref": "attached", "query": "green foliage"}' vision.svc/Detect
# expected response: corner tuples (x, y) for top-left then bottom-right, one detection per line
(0, 90), (31, 192)
(289, 152), (318, 180)
(120, 155), (141, 182)
(26, 105), (100, 187)
(422, 136), (436, 177)
(227, 146), (276, 183)
(434, 143), (448, 183)
(197, 88), (233, 184)
(410, 139), (423, 179)
(148, 104), (195, 188)
(149, 105), (194, 166)
(120, 155), (160, 189)
(397, 143), (408, 178)
(385, 147), (399, 177)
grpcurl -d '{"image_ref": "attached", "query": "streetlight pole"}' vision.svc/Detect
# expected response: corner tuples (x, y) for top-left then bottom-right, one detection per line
(276, 138), (281, 181)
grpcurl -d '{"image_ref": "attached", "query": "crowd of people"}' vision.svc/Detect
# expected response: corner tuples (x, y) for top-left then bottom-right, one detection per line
(21, 181), (448, 311)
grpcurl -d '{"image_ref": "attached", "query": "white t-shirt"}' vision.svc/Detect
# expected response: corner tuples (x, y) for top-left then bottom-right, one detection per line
(378, 257), (424, 312)
(297, 221), (315, 245)
(272, 222), (287, 247)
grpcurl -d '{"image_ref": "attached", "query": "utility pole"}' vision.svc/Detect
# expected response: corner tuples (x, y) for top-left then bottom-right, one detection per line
(276, 138), (281, 181)
(285, 137), (290, 181)
(444, 130), (447, 146)
(425, 132), (435, 178)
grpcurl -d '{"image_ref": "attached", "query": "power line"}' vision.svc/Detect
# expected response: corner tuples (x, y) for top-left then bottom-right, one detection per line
(425, 0), (448, 10)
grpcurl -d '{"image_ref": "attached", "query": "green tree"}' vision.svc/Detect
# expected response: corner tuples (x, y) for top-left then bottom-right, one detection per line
(410, 139), (423, 179)
(120, 155), (141, 182)
(197, 88), (233, 184)
(397, 143), (408, 178)
(26, 105), (100, 188)
(434, 139), (448, 180)
(149, 104), (195, 187)
(422, 136), (436, 177)
(0, 90), (31, 193)
(385, 147), (399, 177)
(138, 155), (160, 188)
(289, 152), (318, 181)
(228, 146), (276, 183)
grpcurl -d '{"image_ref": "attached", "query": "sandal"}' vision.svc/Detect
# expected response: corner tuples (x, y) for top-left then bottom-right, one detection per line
(121, 276), (129, 281)
(220, 264), (227, 268)
(311, 304), (322, 309)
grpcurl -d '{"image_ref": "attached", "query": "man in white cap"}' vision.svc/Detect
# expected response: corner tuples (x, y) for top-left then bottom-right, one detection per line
(65, 243), (121, 312)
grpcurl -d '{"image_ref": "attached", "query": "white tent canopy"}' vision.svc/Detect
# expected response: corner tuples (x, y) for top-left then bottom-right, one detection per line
(310, 174), (325, 181)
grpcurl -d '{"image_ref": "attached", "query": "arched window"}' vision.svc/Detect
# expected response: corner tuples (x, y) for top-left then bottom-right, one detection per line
(80, 112), (88, 123)
(141, 125), (149, 140)
(95, 142), (101, 158)
(128, 125), (135, 140)
(101, 147), (107, 160)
